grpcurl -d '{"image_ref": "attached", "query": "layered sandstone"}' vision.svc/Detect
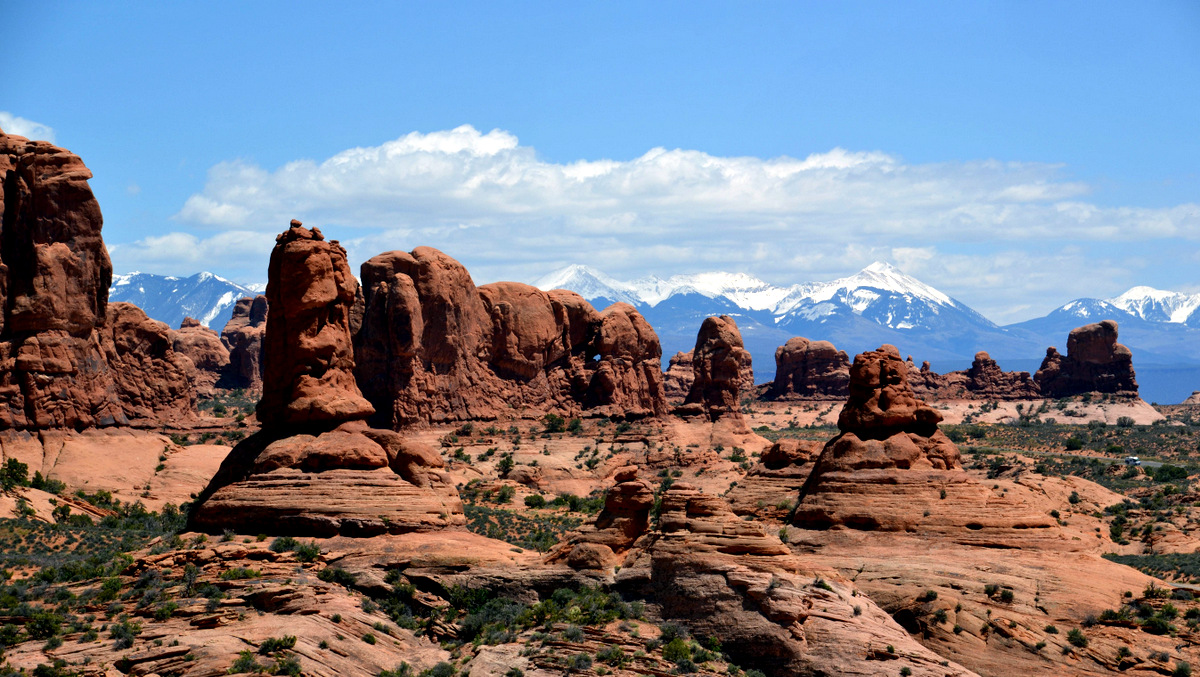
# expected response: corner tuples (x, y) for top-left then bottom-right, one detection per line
(727, 438), (822, 519)
(191, 223), (462, 536)
(353, 247), (666, 427)
(172, 317), (230, 392)
(1035, 319), (1138, 397)
(793, 345), (1056, 539)
(220, 295), (267, 390)
(676, 315), (752, 421)
(764, 336), (850, 400)
(601, 480), (976, 676)
(0, 129), (195, 429)
(906, 351), (1039, 400)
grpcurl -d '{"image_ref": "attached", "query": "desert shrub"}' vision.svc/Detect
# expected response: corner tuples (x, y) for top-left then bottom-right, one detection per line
(1067, 628), (1088, 647)
(259, 635), (297, 654)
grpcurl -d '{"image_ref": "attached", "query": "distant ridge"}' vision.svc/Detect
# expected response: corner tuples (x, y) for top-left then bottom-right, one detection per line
(109, 272), (262, 331)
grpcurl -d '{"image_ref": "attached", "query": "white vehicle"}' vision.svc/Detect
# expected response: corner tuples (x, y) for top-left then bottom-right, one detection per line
(1124, 456), (1141, 466)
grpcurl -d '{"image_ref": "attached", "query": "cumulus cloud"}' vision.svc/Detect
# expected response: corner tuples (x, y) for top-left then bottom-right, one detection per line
(0, 112), (55, 142)
(163, 125), (1200, 321)
(107, 230), (277, 283)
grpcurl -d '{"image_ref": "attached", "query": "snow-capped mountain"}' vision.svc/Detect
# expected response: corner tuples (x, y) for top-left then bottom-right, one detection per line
(536, 261), (991, 332)
(1107, 287), (1200, 325)
(109, 272), (262, 331)
(535, 261), (1033, 387)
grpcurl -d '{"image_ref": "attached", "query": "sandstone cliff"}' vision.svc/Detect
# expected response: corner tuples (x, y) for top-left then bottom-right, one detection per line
(1035, 319), (1138, 397)
(764, 336), (850, 400)
(353, 247), (666, 427)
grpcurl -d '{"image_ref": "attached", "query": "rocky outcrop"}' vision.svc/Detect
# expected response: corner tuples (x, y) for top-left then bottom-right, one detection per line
(102, 303), (197, 425)
(220, 295), (267, 390)
(727, 438), (822, 518)
(569, 478), (978, 676)
(664, 348), (755, 405)
(764, 336), (850, 400)
(0, 129), (195, 429)
(172, 317), (229, 392)
(676, 315), (752, 421)
(906, 351), (1039, 400)
(794, 344), (1056, 539)
(353, 247), (666, 427)
(191, 223), (462, 536)
(1185, 391), (1200, 405)
(550, 465), (655, 569)
(1035, 320), (1138, 397)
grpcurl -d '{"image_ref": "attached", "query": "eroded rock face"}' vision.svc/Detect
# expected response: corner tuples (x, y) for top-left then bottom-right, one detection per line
(353, 247), (666, 427)
(0, 129), (194, 429)
(220, 296), (267, 390)
(678, 315), (752, 421)
(256, 223), (374, 428)
(906, 352), (1039, 400)
(727, 438), (822, 519)
(102, 303), (197, 425)
(765, 337), (850, 400)
(599, 480), (976, 676)
(173, 317), (229, 392)
(191, 222), (462, 537)
(794, 345), (1055, 537)
(1035, 320), (1138, 397)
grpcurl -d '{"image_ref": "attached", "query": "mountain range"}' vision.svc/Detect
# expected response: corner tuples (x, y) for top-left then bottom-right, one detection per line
(106, 265), (1200, 403)
(535, 263), (1200, 404)
(109, 272), (263, 333)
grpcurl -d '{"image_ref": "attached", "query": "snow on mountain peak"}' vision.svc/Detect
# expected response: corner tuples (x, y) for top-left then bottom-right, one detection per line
(534, 264), (641, 304)
(804, 261), (953, 308)
(1107, 285), (1200, 324)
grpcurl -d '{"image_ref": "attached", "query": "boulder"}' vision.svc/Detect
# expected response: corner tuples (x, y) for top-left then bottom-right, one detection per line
(765, 337), (850, 400)
(172, 317), (229, 392)
(678, 315), (752, 421)
(1035, 320), (1138, 397)
(190, 222), (462, 536)
(220, 295), (267, 390)
(353, 247), (666, 427)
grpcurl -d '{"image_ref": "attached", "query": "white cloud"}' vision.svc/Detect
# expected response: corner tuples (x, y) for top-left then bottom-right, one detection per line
(0, 112), (55, 142)
(107, 231), (276, 284)
(157, 125), (1200, 322)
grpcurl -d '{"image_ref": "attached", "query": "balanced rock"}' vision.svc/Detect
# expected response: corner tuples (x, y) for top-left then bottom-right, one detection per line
(765, 336), (850, 400)
(353, 247), (666, 427)
(191, 222), (462, 536)
(172, 317), (230, 392)
(0, 128), (195, 429)
(794, 345), (1056, 539)
(1035, 320), (1138, 397)
(220, 295), (267, 390)
(677, 315), (752, 421)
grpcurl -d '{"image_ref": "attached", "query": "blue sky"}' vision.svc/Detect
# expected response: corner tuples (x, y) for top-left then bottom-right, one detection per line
(4, 1), (1198, 323)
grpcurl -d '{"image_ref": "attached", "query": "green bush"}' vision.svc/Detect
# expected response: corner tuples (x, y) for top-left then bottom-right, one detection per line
(1067, 628), (1088, 647)
(524, 494), (546, 509)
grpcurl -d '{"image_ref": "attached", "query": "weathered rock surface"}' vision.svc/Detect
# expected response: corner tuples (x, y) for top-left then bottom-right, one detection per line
(353, 247), (666, 427)
(794, 345), (1055, 538)
(0, 129), (195, 429)
(907, 351), (1040, 400)
(220, 295), (267, 390)
(191, 222), (462, 536)
(606, 481), (976, 676)
(664, 348), (755, 405)
(1035, 320), (1138, 397)
(172, 317), (230, 392)
(102, 302), (198, 424)
(727, 437), (822, 519)
(677, 315), (752, 422)
(764, 336), (850, 400)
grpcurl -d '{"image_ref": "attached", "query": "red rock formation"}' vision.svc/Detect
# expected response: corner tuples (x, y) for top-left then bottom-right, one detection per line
(727, 438), (822, 518)
(765, 336), (850, 400)
(172, 317), (229, 392)
(256, 223), (374, 428)
(0, 129), (195, 429)
(794, 345), (1056, 537)
(102, 303), (197, 425)
(663, 348), (755, 405)
(220, 295), (267, 390)
(905, 352), (1039, 400)
(353, 247), (666, 427)
(1035, 320), (1138, 397)
(677, 315), (752, 421)
(192, 222), (462, 536)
